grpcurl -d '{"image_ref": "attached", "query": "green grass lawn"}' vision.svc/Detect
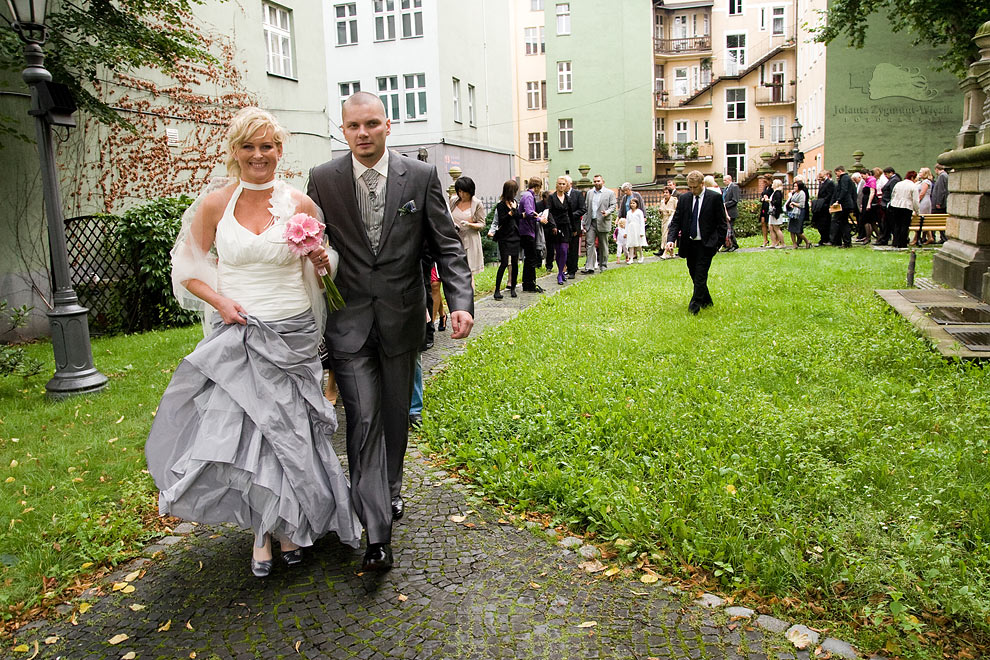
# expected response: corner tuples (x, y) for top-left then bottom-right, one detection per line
(0, 325), (202, 624)
(423, 247), (989, 658)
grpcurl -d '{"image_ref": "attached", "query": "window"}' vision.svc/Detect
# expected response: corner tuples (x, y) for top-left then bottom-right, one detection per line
(524, 27), (546, 55)
(335, 4), (357, 46)
(559, 118), (573, 150)
(760, 7), (766, 30)
(528, 132), (543, 160)
(374, 0), (396, 41)
(452, 78), (461, 122)
(526, 81), (546, 110)
(404, 73), (427, 121)
(703, 13), (709, 35)
(339, 81), (360, 105)
(468, 84), (476, 126)
(378, 75), (400, 121)
(703, 120), (710, 141)
(771, 7), (785, 35)
(531, 0), (544, 9)
(726, 142), (746, 179)
(557, 61), (572, 92)
(674, 120), (688, 145)
(728, 0), (742, 16)
(556, 3), (570, 35)
(263, 3), (294, 78)
(726, 33), (746, 76)
(400, 0), (423, 38)
(759, 116), (765, 139)
(673, 67), (688, 95)
(726, 87), (746, 120)
(770, 115), (787, 143)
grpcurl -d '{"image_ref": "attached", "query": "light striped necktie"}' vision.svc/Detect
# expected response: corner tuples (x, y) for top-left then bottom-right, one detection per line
(359, 168), (384, 251)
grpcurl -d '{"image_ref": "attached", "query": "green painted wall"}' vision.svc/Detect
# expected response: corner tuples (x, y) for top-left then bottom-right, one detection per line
(545, 1), (654, 186)
(824, 15), (962, 173)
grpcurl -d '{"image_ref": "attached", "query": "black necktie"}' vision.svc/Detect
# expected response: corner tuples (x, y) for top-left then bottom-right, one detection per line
(691, 195), (700, 239)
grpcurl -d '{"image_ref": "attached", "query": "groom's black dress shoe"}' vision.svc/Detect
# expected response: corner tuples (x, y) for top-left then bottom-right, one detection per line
(391, 496), (404, 520)
(362, 543), (393, 572)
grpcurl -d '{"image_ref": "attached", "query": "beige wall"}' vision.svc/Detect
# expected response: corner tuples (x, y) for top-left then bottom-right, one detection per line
(511, 0), (549, 186)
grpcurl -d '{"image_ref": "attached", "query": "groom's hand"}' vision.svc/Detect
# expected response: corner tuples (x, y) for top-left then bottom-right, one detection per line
(449, 311), (474, 339)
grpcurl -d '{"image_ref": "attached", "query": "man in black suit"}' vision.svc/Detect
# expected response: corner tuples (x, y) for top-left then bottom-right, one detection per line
(829, 165), (856, 248)
(307, 92), (474, 572)
(665, 170), (728, 314)
(564, 175), (586, 279)
(813, 170), (835, 245)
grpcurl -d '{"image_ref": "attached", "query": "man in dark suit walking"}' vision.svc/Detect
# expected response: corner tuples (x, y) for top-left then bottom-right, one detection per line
(665, 170), (728, 314)
(306, 92), (474, 572)
(829, 165), (857, 248)
(721, 174), (740, 252)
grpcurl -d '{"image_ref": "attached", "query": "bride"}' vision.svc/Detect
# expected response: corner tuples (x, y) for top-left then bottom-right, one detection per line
(145, 107), (360, 577)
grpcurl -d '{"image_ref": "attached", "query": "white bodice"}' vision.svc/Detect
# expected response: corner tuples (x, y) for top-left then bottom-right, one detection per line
(215, 184), (310, 321)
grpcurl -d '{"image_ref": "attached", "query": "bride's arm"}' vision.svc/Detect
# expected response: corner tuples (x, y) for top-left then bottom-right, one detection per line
(181, 191), (247, 325)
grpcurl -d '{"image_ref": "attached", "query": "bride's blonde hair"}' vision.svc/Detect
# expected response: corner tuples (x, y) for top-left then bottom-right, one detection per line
(224, 107), (289, 178)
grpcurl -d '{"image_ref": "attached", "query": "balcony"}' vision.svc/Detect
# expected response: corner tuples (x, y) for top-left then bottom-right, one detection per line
(655, 141), (714, 163)
(655, 91), (712, 110)
(655, 36), (712, 55)
(755, 85), (796, 106)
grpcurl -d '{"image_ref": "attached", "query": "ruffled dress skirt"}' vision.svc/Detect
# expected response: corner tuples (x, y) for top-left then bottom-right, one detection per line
(145, 310), (361, 548)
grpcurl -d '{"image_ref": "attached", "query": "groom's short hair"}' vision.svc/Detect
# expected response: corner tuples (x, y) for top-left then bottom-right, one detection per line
(342, 91), (386, 119)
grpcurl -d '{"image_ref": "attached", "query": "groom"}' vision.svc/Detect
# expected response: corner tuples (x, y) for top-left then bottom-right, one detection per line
(307, 92), (474, 571)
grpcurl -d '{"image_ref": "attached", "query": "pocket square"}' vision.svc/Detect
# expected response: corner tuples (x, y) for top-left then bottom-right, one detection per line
(398, 200), (417, 215)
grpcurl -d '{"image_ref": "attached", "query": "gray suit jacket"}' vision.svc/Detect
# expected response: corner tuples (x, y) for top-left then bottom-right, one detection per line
(582, 187), (617, 232)
(722, 183), (740, 219)
(307, 150), (473, 357)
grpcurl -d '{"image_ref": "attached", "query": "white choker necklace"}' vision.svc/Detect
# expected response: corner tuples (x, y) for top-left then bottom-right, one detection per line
(239, 179), (276, 190)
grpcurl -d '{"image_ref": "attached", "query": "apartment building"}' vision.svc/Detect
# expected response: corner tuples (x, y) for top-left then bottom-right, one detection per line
(510, 0), (550, 186)
(544, 1), (655, 187)
(654, 0), (798, 189)
(324, 0), (516, 198)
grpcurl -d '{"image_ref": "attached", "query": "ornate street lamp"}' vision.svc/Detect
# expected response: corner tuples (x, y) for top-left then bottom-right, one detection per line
(790, 117), (803, 181)
(3, 0), (108, 398)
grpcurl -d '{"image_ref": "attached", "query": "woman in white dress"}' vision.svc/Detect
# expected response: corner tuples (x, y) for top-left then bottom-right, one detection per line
(448, 176), (487, 286)
(145, 108), (361, 578)
(624, 197), (647, 263)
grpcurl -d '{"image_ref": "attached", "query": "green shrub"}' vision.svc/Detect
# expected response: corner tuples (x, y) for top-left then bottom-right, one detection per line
(734, 199), (761, 238)
(116, 196), (199, 332)
(0, 301), (42, 378)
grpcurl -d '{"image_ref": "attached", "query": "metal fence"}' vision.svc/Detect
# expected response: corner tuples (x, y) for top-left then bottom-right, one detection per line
(64, 214), (131, 335)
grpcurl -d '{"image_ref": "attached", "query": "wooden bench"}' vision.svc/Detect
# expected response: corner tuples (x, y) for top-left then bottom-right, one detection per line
(910, 213), (948, 235)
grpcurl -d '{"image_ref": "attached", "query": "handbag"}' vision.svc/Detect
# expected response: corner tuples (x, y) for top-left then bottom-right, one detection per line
(787, 207), (802, 221)
(828, 202), (842, 213)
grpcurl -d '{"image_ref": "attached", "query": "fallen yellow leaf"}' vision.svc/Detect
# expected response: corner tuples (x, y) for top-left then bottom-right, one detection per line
(78, 602), (92, 614)
(185, 620), (194, 631)
(725, 484), (737, 495)
(786, 628), (811, 650)
(43, 637), (58, 645)
(80, 562), (93, 569)
(528, 582), (542, 589)
(576, 621), (597, 628)
(613, 538), (632, 547)
(189, 653), (196, 659)
(449, 514), (466, 523)
(640, 574), (659, 584)
(294, 641), (302, 653)
(604, 567), (620, 577)
(157, 619), (171, 632)
(397, 594), (408, 602)
(9, 459), (17, 468)
(108, 634), (129, 645)
(128, 604), (146, 611)
(12, 645), (28, 653)
(121, 653), (137, 660)
(111, 582), (128, 592)
(115, 415), (125, 424)
(121, 585), (135, 594)
(124, 570), (141, 582)
(4, 477), (14, 483)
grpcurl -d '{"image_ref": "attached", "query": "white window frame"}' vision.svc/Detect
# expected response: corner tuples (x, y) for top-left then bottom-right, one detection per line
(556, 3), (570, 35)
(526, 81), (542, 110)
(725, 32), (747, 76)
(404, 73), (427, 121)
(339, 81), (360, 105)
(374, 0), (397, 42)
(524, 27), (543, 55)
(728, 0), (742, 16)
(770, 115), (787, 143)
(335, 3), (358, 46)
(531, 0), (544, 10)
(759, 7), (766, 30)
(673, 67), (688, 96)
(558, 118), (573, 150)
(452, 78), (461, 123)
(771, 6), (785, 35)
(400, 0), (423, 39)
(528, 132), (543, 160)
(263, 3), (294, 79)
(674, 120), (689, 145)
(725, 87), (746, 121)
(468, 84), (476, 126)
(557, 61), (572, 93)
(703, 120), (710, 142)
(725, 141), (747, 179)
(378, 75), (400, 122)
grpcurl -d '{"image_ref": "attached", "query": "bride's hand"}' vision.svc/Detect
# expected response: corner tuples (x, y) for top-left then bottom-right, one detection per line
(217, 297), (247, 325)
(307, 245), (328, 268)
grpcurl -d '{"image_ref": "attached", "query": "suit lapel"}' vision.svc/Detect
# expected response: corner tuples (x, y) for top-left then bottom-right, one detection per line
(331, 156), (375, 255)
(379, 150), (408, 248)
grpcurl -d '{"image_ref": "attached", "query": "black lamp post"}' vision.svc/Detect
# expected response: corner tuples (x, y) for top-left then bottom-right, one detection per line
(3, 0), (107, 398)
(790, 117), (803, 182)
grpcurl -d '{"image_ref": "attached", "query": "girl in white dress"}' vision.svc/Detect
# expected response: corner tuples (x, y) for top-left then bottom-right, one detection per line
(615, 217), (628, 264)
(624, 198), (647, 263)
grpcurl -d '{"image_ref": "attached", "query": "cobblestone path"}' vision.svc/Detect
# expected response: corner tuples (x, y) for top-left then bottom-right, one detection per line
(7, 259), (810, 660)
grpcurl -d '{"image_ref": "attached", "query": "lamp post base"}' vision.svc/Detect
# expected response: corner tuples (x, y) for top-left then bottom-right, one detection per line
(45, 300), (108, 400)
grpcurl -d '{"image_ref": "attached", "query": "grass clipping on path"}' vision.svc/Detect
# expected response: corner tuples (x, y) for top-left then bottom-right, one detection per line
(424, 249), (990, 649)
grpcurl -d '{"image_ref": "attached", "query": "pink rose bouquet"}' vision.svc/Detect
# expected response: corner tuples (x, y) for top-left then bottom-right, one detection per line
(283, 213), (346, 311)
